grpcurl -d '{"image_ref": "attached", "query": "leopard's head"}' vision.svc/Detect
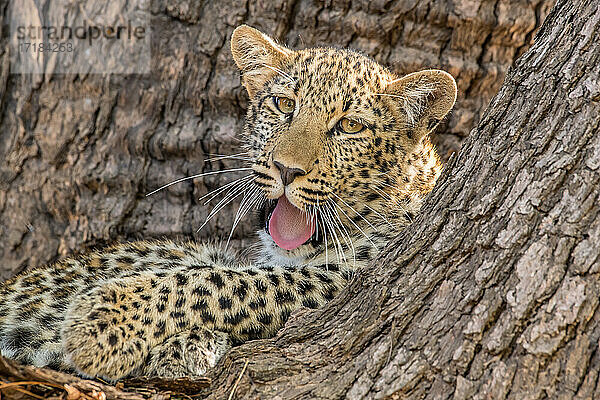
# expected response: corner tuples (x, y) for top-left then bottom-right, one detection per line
(230, 25), (457, 265)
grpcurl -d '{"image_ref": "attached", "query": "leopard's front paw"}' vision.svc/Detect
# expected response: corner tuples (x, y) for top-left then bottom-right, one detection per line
(61, 287), (148, 381)
(143, 327), (231, 378)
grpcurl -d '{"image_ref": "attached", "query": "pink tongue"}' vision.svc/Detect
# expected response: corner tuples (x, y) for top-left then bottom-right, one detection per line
(268, 196), (316, 250)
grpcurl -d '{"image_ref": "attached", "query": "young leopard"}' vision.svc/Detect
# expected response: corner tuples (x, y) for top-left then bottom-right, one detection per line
(0, 25), (457, 381)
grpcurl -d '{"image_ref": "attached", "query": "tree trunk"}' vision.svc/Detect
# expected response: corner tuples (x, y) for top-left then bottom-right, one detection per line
(200, 0), (600, 398)
(0, 0), (551, 280)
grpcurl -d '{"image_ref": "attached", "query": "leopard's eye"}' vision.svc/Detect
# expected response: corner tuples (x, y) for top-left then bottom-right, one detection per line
(338, 118), (365, 134)
(274, 97), (295, 114)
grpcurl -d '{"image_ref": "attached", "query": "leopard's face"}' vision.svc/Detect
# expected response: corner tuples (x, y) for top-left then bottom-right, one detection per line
(249, 50), (399, 211)
(231, 26), (457, 264)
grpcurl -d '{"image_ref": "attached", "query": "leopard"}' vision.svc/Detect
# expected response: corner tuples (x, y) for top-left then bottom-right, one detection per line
(0, 25), (457, 381)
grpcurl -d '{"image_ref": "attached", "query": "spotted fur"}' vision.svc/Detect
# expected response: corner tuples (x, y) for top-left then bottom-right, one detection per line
(0, 25), (456, 381)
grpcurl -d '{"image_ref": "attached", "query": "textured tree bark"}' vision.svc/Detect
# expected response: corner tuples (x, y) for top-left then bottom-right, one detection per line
(198, 0), (600, 398)
(0, 0), (551, 280)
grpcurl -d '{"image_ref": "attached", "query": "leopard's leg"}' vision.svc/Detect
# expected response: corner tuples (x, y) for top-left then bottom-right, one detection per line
(61, 279), (149, 381)
(140, 326), (231, 378)
(60, 269), (214, 381)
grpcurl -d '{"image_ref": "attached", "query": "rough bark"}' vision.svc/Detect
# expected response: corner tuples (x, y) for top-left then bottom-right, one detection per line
(0, 0), (552, 280)
(199, 0), (600, 398)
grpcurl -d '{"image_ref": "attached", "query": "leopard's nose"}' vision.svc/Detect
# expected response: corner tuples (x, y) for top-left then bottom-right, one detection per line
(273, 161), (306, 186)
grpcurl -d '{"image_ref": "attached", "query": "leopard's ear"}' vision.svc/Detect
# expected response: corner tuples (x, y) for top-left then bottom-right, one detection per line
(384, 70), (457, 141)
(231, 25), (293, 98)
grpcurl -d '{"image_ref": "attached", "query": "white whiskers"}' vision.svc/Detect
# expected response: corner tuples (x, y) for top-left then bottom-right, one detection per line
(226, 185), (264, 249)
(327, 201), (356, 266)
(330, 192), (376, 229)
(330, 196), (377, 249)
(146, 167), (253, 197)
(197, 177), (257, 233)
(148, 153), (263, 246)
(204, 152), (251, 163)
(199, 175), (255, 205)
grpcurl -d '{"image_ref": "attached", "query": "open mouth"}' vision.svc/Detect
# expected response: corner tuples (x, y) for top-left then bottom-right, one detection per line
(263, 196), (319, 251)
